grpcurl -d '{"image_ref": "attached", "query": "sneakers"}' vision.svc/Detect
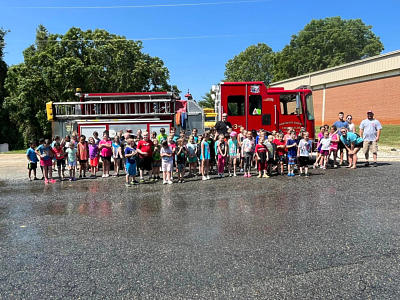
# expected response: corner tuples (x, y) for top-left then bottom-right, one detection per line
(257, 174), (262, 178)
(102, 174), (106, 178)
(167, 180), (173, 185)
(233, 173), (237, 177)
(50, 179), (56, 183)
(207, 175), (210, 180)
(247, 174), (252, 178)
(139, 178), (145, 183)
(373, 162), (378, 167)
(44, 179), (49, 184)
(263, 174), (270, 178)
(305, 173), (310, 177)
(219, 174), (223, 178)
(202, 176), (207, 181)
(243, 174), (248, 178)
(125, 183), (131, 187)
(163, 180), (167, 185)
(365, 161), (370, 167)
(131, 180), (139, 185)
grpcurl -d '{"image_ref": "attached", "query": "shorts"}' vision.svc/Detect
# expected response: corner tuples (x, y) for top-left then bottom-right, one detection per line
(101, 156), (111, 162)
(355, 142), (363, 149)
(338, 140), (345, 150)
(79, 159), (88, 164)
(277, 154), (286, 162)
(298, 156), (310, 167)
(188, 156), (198, 163)
(56, 159), (66, 168)
(40, 159), (52, 167)
(138, 157), (152, 171)
(288, 155), (297, 165)
(126, 162), (137, 176)
(177, 163), (185, 172)
(90, 157), (99, 167)
(162, 161), (173, 172)
(152, 160), (161, 168)
(229, 154), (238, 159)
(320, 150), (329, 156)
(363, 140), (378, 154)
(28, 162), (37, 170)
(68, 161), (77, 167)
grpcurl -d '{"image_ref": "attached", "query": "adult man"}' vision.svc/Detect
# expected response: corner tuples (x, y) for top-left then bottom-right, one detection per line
(215, 113), (232, 135)
(136, 131), (154, 182)
(340, 128), (363, 169)
(332, 112), (349, 165)
(360, 111), (382, 167)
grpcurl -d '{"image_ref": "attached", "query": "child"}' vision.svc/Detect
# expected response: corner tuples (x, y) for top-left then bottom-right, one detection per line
(53, 142), (65, 181)
(77, 135), (89, 178)
(112, 136), (123, 177)
(152, 139), (161, 180)
(167, 136), (176, 180)
(286, 131), (298, 177)
(124, 139), (138, 186)
(37, 138), (45, 180)
(88, 137), (99, 178)
(238, 128), (246, 173)
(200, 133), (211, 180)
(314, 126), (325, 169)
(255, 136), (269, 178)
(217, 134), (227, 178)
(265, 135), (276, 176)
(36, 139), (55, 184)
(65, 142), (77, 181)
(319, 131), (331, 169)
(176, 139), (187, 183)
(99, 132), (112, 178)
(242, 131), (255, 177)
(186, 135), (198, 177)
(329, 125), (339, 168)
(228, 131), (239, 177)
(161, 140), (173, 184)
(297, 132), (312, 177)
(26, 141), (39, 181)
(274, 133), (286, 175)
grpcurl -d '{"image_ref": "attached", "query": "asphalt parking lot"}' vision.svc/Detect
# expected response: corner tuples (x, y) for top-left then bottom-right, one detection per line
(0, 162), (399, 298)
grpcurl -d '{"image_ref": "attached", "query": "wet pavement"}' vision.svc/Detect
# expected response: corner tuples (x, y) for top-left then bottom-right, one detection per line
(0, 163), (400, 298)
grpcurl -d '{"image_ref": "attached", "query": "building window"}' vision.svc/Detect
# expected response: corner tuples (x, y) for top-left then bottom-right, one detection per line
(227, 95), (245, 116)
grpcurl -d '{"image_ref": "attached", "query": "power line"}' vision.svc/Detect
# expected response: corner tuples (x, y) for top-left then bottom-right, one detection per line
(11, 0), (270, 9)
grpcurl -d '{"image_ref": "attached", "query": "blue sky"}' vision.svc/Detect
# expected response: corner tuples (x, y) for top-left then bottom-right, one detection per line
(1, 0), (399, 100)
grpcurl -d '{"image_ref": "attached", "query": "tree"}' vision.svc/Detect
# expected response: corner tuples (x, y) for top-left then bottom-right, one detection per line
(0, 29), (23, 149)
(274, 17), (384, 81)
(198, 89), (216, 109)
(224, 43), (275, 84)
(4, 26), (177, 145)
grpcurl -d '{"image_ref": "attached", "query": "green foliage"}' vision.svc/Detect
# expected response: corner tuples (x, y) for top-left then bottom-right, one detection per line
(0, 28), (23, 149)
(274, 17), (384, 81)
(224, 43), (275, 84)
(198, 89), (216, 108)
(4, 25), (176, 146)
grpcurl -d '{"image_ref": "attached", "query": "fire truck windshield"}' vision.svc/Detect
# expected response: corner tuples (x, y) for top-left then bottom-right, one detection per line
(279, 94), (303, 115)
(305, 93), (315, 120)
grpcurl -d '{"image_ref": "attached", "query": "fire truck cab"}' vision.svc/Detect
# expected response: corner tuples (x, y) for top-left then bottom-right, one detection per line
(213, 81), (315, 138)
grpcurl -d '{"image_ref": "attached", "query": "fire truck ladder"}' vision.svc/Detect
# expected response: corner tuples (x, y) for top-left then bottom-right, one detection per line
(52, 95), (175, 119)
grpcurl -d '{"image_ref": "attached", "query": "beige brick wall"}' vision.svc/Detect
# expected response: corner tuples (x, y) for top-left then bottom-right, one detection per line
(314, 75), (400, 125)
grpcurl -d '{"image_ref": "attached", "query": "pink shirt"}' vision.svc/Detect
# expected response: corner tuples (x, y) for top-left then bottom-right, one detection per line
(329, 133), (339, 150)
(99, 140), (112, 157)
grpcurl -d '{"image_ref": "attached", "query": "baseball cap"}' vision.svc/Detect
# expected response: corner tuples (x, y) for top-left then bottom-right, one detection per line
(230, 131), (237, 137)
(367, 110), (374, 114)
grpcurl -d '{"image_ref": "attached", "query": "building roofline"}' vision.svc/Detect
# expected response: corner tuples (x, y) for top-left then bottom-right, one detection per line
(271, 49), (400, 86)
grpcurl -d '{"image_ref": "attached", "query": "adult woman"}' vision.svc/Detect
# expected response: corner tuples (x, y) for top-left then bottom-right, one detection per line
(339, 128), (363, 169)
(346, 115), (355, 133)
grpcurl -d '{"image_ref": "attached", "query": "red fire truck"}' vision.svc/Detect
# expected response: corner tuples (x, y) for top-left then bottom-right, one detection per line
(47, 81), (314, 138)
(213, 81), (315, 138)
(47, 90), (204, 138)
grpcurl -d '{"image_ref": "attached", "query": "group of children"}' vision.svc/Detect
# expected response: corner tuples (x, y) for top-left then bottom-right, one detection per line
(27, 124), (330, 186)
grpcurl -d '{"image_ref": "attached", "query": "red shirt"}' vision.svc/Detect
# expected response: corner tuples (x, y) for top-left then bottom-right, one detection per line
(255, 144), (267, 154)
(274, 139), (287, 156)
(137, 139), (153, 158)
(52, 147), (64, 160)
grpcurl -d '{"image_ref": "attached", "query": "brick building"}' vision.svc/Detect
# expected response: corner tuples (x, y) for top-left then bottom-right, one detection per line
(270, 50), (400, 126)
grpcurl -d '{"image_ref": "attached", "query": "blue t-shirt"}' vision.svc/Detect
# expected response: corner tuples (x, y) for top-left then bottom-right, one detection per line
(26, 148), (38, 163)
(333, 120), (349, 136)
(36, 145), (52, 161)
(340, 132), (363, 146)
(124, 147), (137, 164)
(286, 139), (297, 157)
